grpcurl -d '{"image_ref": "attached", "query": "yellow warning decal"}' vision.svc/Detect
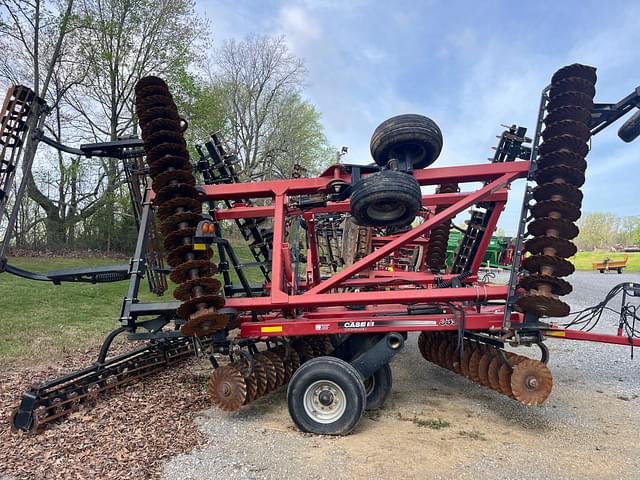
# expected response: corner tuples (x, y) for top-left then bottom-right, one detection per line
(193, 243), (207, 251)
(544, 331), (566, 337)
(261, 326), (283, 333)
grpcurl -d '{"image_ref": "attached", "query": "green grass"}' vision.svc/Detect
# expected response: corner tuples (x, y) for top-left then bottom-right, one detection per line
(0, 245), (262, 365)
(571, 251), (640, 272)
(0, 257), (131, 364)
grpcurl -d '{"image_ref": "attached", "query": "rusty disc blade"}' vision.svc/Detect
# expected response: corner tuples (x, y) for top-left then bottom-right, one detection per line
(533, 182), (583, 206)
(271, 347), (293, 381)
(460, 342), (474, 378)
(140, 119), (179, 140)
(428, 338), (441, 365)
(181, 311), (228, 336)
(160, 211), (202, 236)
(254, 353), (277, 392)
(477, 350), (494, 387)
(232, 359), (258, 404)
(286, 348), (301, 371)
(538, 137), (589, 162)
(510, 359), (553, 406)
(487, 357), (502, 391)
(549, 76), (596, 98)
(319, 335), (334, 355)
(436, 339), (450, 367)
(537, 150), (587, 172)
(173, 277), (222, 301)
(531, 200), (581, 223)
(468, 348), (484, 383)
(522, 254), (575, 277)
(535, 164), (586, 187)
(516, 293), (570, 318)
(169, 259), (213, 284)
(147, 141), (188, 162)
(444, 342), (457, 371)
(498, 355), (527, 398)
(497, 363), (513, 397)
(546, 91), (594, 110)
(252, 359), (269, 397)
(144, 129), (186, 150)
(150, 155), (192, 177)
(527, 217), (579, 240)
(292, 338), (316, 363)
(519, 274), (572, 296)
(262, 351), (286, 387)
(153, 170), (196, 194)
(137, 94), (177, 110)
(136, 75), (169, 90)
(243, 374), (258, 404)
(176, 293), (225, 318)
(164, 227), (196, 251)
(157, 197), (201, 219)
(136, 85), (169, 101)
(138, 106), (181, 126)
(542, 120), (590, 142)
(544, 105), (591, 125)
(307, 338), (327, 358)
(208, 365), (246, 411)
(167, 244), (212, 268)
(551, 64), (597, 85)
(155, 183), (199, 204)
(524, 236), (577, 259)
(418, 332), (431, 360)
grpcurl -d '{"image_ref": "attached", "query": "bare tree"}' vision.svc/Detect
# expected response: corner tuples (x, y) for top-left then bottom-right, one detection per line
(0, 0), (80, 246)
(0, 0), (207, 249)
(213, 35), (308, 178)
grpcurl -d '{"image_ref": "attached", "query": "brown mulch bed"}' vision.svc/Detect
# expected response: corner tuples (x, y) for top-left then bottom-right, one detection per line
(0, 346), (211, 479)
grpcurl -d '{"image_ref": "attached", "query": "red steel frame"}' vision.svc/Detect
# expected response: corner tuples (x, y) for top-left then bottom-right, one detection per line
(202, 160), (640, 349)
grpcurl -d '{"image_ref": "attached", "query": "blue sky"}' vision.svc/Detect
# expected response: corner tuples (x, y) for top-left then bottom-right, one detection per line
(196, 0), (640, 234)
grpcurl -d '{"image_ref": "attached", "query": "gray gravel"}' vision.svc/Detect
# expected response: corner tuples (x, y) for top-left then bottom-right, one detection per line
(164, 271), (640, 480)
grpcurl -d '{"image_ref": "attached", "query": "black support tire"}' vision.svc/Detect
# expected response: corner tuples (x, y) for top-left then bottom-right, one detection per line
(350, 170), (422, 227)
(370, 114), (443, 168)
(287, 356), (366, 435)
(618, 110), (640, 143)
(364, 363), (392, 410)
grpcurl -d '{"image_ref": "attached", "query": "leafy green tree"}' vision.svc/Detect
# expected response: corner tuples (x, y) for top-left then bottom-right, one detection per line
(576, 212), (620, 250)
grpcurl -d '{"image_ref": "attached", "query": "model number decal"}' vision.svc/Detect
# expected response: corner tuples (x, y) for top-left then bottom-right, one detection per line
(438, 318), (456, 326)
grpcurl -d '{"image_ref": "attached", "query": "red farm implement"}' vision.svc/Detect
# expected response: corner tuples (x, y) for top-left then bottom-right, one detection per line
(4, 63), (640, 435)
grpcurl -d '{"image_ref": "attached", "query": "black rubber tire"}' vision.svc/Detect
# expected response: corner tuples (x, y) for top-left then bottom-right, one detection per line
(370, 114), (443, 168)
(350, 170), (422, 227)
(287, 356), (366, 435)
(364, 363), (392, 410)
(618, 110), (640, 143)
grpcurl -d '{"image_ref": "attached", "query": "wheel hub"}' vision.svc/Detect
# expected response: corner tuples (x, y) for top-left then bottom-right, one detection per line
(318, 390), (334, 406)
(303, 380), (347, 424)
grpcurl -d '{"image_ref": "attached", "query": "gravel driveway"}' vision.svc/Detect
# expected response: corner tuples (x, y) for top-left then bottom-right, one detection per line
(163, 271), (640, 480)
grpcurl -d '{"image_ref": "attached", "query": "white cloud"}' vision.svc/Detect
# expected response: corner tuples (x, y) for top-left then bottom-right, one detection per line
(279, 5), (321, 44)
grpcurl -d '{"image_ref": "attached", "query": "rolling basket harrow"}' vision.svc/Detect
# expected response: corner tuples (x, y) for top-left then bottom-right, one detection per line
(3, 63), (640, 435)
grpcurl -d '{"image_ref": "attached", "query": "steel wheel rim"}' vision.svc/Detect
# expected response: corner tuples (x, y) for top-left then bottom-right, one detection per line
(303, 380), (347, 424)
(367, 200), (406, 222)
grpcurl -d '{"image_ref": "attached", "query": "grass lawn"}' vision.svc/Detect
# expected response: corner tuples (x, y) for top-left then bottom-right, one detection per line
(571, 251), (640, 272)
(0, 245), (263, 365)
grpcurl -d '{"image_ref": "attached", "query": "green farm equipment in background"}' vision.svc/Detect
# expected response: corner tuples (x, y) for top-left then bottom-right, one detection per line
(446, 231), (513, 269)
